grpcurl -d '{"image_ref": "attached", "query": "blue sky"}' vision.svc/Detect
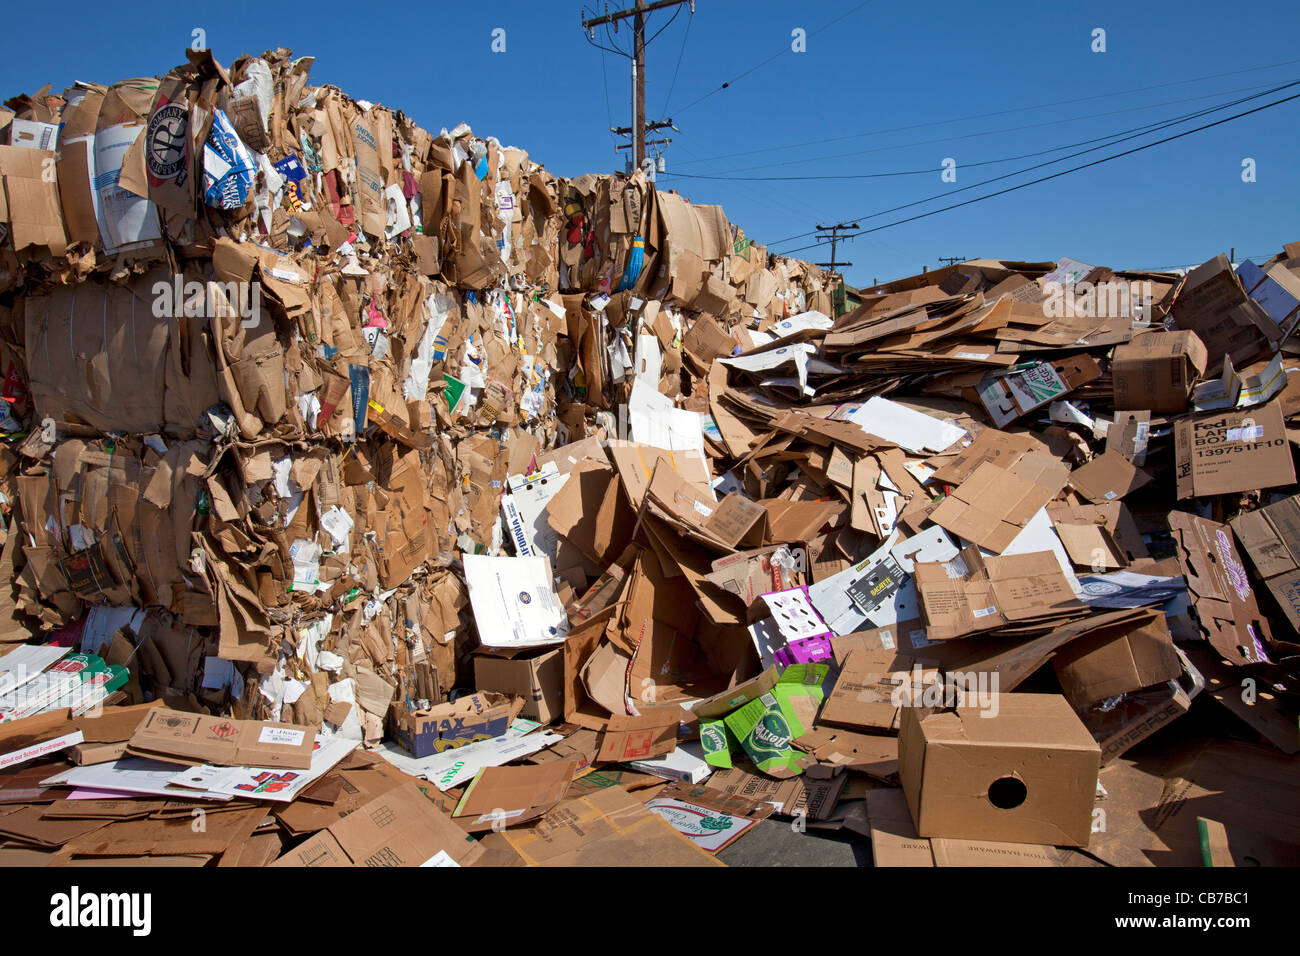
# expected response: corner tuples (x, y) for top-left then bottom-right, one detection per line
(4, 0), (1298, 287)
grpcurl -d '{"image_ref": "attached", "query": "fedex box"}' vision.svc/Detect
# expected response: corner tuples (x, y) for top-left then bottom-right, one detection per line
(899, 693), (1101, 847)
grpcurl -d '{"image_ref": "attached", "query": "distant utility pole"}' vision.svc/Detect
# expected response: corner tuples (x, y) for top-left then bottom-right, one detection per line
(937, 256), (967, 267)
(582, 0), (694, 168)
(815, 222), (861, 274)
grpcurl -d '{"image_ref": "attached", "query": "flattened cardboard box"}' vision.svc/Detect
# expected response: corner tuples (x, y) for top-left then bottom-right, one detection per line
(1230, 494), (1300, 634)
(915, 549), (1085, 642)
(645, 781), (773, 853)
(1066, 451), (1152, 505)
(597, 708), (681, 762)
(127, 708), (316, 769)
(865, 788), (1069, 867)
(929, 428), (1048, 487)
(794, 726), (900, 780)
(1174, 401), (1294, 499)
(899, 693), (1101, 846)
(703, 765), (845, 819)
(1168, 511), (1272, 666)
(928, 454), (1069, 554)
(820, 648), (939, 733)
(501, 785), (723, 867)
(272, 782), (483, 867)
(453, 759), (580, 831)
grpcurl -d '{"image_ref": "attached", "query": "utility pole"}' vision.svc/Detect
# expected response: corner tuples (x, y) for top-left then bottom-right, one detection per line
(583, 0), (694, 168)
(815, 222), (861, 274)
(937, 256), (967, 267)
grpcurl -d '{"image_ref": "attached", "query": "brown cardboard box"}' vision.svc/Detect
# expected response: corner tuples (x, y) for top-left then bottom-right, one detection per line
(388, 691), (523, 758)
(1172, 254), (1278, 372)
(596, 708), (681, 762)
(899, 693), (1101, 846)
(1111, 330), (1208, 412)
(915, 549), (1086, 641)
(1050, 609), (1182, 706)
(1083, 648), (1203, 765)
(1173, 401), (1295, 499)
(473, 646), (564, 723)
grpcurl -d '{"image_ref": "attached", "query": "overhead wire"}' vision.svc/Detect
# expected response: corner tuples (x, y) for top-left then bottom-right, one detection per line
(675, 55), (1300, 167)
(671, 0), (877, 116)
(768, 80), (1300, 250)
(772, 89), (1300, 248)
(664, 82), (1284, 182)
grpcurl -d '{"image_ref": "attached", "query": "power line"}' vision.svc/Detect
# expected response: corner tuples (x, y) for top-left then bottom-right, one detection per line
(644, 3), (683, 45)
(769, 80), (1299, 251)
(687, 80), (1284, 177)
(663, 81), (1288, 181)
(789, 90), (1300, 244)
(676, 55), (1300, 168)
(671, 0), (877, 117)
(661, 6), (693, 115)
(599, 47), (616, 151)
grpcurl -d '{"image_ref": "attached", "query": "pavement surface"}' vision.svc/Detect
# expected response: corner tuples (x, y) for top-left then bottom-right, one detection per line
(717, 817), (870, 867)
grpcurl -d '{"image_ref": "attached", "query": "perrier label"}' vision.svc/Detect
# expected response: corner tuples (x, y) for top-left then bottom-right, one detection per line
(700, 719), (732, 769)
(748, 709), (792, 759)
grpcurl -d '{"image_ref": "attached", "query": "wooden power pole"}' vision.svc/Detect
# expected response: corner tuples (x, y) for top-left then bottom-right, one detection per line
(583, 0), (694, 168)
(815, 222), (861, 274)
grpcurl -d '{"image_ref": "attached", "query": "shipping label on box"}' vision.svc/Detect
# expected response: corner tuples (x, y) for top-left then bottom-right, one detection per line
(1173, 401), (1295, 499)
(500, 463), (570, 559)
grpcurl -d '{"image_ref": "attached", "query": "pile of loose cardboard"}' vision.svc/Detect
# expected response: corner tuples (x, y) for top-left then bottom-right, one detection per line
(0, 44), (1298, 866)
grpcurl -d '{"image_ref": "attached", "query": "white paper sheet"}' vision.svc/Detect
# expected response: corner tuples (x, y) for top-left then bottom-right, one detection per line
(42, 757), (234, 801)
(848, 396), (965, 454)
(374, 719), (562, 790)
(0, 645), (70, 697)
(164, 734), (358, 803)
(463, 554), (570, 648)
(628, 378), (704, 451)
